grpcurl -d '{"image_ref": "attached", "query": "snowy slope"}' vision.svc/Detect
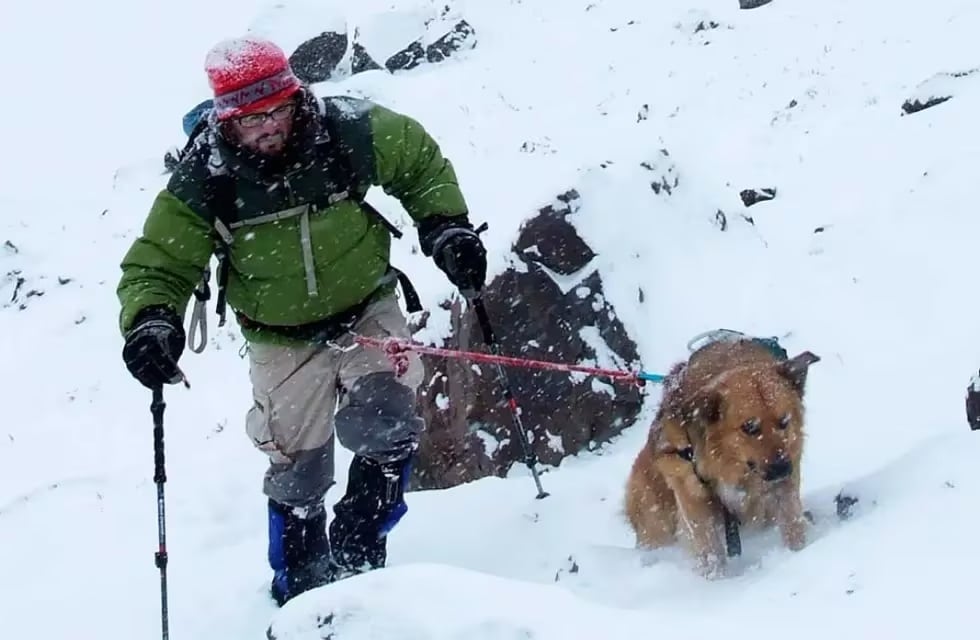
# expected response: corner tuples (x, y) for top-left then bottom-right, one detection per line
(3, 0), (980, 638)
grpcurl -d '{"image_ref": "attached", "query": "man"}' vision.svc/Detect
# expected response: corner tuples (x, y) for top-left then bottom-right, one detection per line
(117, 35), (487, 606)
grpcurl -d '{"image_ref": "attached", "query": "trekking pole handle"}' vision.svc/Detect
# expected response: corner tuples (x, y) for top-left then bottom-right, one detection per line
(472, 297), (497, 348)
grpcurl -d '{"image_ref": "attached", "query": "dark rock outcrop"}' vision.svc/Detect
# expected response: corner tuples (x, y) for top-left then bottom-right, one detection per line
(288, 19), (477, 81)
(902, 95), (952, 115)
(739, 187), (777, 207)
(288, 31), (349, 84)
(901, 69), (978, 115)
(410, 191), (644, 490)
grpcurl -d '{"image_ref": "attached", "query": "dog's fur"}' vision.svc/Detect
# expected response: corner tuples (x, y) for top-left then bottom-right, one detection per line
(624, 339), (820, 577)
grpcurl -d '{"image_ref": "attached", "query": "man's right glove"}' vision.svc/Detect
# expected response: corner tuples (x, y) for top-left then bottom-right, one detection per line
(418, 215), (487, 298)
(122, 306), (186, 389)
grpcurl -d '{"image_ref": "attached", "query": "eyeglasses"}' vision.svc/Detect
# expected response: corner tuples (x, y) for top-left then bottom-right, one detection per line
(236, 102), (297, 128)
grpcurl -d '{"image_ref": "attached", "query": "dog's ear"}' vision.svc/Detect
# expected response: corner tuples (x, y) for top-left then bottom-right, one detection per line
(778, 351), (821, 396)
(683, 389), (723, 425)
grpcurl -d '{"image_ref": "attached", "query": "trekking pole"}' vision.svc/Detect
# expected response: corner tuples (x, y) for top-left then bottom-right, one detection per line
(150, 386), (170, 640)
(471, 297), (549, 499)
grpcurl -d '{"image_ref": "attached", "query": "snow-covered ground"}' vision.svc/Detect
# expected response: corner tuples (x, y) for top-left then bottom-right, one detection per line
(3, 0), (980, 638)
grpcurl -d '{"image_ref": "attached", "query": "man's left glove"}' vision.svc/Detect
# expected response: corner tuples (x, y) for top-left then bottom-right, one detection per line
(122, 305), (186, 389)
(420, 216), (487, 297)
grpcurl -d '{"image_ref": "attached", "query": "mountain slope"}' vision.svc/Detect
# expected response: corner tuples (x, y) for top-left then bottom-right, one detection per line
(2, 0), (979, 638)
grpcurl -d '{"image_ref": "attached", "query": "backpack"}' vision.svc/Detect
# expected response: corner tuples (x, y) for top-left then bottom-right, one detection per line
(182, 97), (422, 353)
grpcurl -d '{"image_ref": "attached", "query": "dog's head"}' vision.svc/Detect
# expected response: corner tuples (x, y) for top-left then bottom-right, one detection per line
(682, 351), (820, 485)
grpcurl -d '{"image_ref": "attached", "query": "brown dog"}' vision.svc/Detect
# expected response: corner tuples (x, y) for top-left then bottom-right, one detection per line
(624, 338), (820, 577)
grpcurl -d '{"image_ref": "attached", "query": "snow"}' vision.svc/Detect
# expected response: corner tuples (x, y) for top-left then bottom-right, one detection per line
(3, 0), (980, 638)
(204, 35), (291, 80)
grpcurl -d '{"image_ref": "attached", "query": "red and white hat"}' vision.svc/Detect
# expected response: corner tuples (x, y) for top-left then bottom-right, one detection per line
(205, 36), (302, 121)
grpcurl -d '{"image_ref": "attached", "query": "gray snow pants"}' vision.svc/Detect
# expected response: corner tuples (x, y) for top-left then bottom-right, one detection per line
(243, 293), (425, 510)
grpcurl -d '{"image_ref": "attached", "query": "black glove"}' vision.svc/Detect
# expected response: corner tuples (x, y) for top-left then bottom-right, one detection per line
(419, 215), (487, 297)
(122, 306), (186, 389)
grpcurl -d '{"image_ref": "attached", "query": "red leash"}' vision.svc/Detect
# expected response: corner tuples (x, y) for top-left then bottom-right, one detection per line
(353, 335), (663, 386)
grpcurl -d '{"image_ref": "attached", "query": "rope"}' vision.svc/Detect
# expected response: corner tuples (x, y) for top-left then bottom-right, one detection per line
(352, 334), (665, 387)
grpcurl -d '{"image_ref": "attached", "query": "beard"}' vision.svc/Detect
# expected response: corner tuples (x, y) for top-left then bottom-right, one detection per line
(253, 131), (287, 156)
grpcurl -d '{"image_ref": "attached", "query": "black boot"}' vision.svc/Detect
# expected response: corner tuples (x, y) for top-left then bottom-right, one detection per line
(328, 455), (412, 578)
(267, 500), (334, 606)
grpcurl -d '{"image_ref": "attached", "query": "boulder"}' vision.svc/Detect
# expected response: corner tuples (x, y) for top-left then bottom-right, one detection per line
(425, 20), (477, 64)
(288, 31), (349, 84)
(739, 187), (777, 207)
(351, 39), (384, 74)
(410, 191), (644, 490)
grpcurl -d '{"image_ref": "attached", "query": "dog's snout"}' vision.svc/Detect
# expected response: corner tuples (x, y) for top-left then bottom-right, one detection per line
(764, 455), (793, 482)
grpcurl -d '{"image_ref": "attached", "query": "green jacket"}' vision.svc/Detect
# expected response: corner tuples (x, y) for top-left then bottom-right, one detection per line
(117, 93), (469, 343)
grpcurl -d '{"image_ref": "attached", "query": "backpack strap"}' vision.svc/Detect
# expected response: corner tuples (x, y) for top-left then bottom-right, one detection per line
(317, 98), (406, 240)
(316, 97), (421, 313)
(188, 172), (235, 353)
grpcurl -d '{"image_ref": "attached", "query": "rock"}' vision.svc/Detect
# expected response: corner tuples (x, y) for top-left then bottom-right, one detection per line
(901, 68), (979, 115)
(511, 190), (594, 275)
(640, 149), (679, 196)
(382, 18), (477, 72)
(835, 492), (859, 520)
(694, 20), (721, 32)
(966, 370), (980, 430)
(410, 191), (644, 490)
(1, 270), (25, 306)
(288, 31), (349, 84)
(425, 19), (477, 63)
(902, 96), (952, 115)
(385, 39), (427, 72)
(739, 0), (773, 8)
(351, 40), (383, 74)
(714, 210), (728, 231)
(739, 187), (777, 207)
(412, 297), (495, 491)
(1, 269), (45, 311)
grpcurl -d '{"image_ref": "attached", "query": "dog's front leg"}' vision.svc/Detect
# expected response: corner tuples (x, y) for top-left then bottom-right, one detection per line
(669, 472), (728, 577)
(774, 476), (807, 551)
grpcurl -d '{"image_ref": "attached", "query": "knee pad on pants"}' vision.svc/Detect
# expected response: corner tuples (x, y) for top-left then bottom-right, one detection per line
(334, 372), (424, 463)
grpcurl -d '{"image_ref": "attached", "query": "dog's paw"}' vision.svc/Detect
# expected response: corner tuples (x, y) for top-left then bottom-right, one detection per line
(781, 519), (807, 551)
(786, 535), (807, 552)
(696, 552), (728, 580)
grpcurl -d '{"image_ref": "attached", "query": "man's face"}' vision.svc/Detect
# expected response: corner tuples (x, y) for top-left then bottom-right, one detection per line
(226, 98), (297, 156)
